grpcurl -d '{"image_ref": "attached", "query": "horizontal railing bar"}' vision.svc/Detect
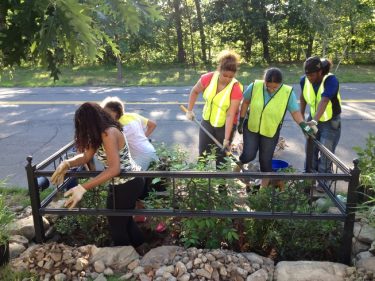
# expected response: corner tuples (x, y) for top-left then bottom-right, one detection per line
(39, 208), (346, 220)
(313, 139), (350, 174)
(36, 141), (75, 170)
(35, 170), (352, 180)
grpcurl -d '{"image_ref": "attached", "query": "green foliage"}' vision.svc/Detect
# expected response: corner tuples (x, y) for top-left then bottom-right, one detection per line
(0, 265), (37, 280)
(54, 184), (110, 246)
(245, 184), (341, 261)
(0, 195), (14, 245)
(353, 133), (375, 228)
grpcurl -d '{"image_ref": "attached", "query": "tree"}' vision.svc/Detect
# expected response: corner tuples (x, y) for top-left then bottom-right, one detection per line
(194, 0), (207, 63)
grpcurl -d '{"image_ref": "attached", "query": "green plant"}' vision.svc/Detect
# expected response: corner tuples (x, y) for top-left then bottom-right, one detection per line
(54, 184), (110, 246)
(0, 195), (14, 245)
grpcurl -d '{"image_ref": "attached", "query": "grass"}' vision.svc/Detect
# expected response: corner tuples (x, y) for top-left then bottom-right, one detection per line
(1, 63), (375, 87)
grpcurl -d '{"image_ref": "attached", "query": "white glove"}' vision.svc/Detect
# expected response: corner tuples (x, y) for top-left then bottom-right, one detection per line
(64, 184), (87, 209)
(186, 110), (195, 121)
(51, 160), (70, 185)
(306, 120), (318, 134)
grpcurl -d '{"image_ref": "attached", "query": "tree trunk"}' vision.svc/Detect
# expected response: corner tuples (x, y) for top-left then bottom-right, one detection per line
(194, 0), (207, 63)
(306, 33), (314, 58)
(0, 3), (7, 31)
(185, 0), (195, 66)
(260, 23), (270, 63)
(172, 0), (186, 63)
(116, 55), (123, 80)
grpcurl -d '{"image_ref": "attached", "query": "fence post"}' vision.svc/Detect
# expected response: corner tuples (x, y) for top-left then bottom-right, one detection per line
(340, 159), (360, 265)
(25, 156), (45, 243)
(305, 137), (314, 172)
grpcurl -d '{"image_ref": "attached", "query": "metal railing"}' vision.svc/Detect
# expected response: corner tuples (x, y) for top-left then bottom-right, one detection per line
(26, 139), (360, 265)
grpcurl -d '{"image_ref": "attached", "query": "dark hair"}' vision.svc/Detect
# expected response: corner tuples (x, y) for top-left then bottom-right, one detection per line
(217, 50), (240, 73)
(304, 56), (322, 74)
(321, 58), (332, 75)
(264, 67), (283, 83)
(74, 102), (122, 151)
(100, 96), (125, 120)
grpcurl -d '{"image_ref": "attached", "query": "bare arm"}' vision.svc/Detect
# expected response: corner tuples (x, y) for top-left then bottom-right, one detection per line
(81, 128), (122, 190)
(290, 110), (304, 125)
(188, 79), (204, 111)
(300, 93), (307, 117)
(145, 119), (157, 137)
(313, 97), (330, 122)
(240, 99), (250, 118)
(225, 99), (241, 141)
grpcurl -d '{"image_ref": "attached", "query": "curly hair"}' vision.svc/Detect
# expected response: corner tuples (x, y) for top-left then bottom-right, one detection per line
(216, 50), (240, 73)
(100, 96), (125, 120)
(74, 102), (122, 151)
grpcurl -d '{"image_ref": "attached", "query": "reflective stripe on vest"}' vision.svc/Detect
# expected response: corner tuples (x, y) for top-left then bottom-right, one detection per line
(202, 71), (239, 127)
(303, 73), (342, 122)
(248, 80), (292, 138)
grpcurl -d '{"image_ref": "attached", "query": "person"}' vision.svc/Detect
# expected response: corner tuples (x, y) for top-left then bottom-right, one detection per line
(186, 50), (243, 168)
(51, 102), (145, 248)
(100, 96), (158, 171)
(237, 67), (315, 188)
(300, 56), (342, 185)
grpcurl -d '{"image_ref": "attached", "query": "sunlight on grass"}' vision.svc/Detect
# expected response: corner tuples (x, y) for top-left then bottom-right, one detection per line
(1, 63), (375, 87)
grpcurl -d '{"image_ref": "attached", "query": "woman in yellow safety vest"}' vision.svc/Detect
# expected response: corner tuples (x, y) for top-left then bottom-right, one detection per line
(237, 68), (315, 188)
(300, 56), (342, 190)
(186, 50), (243, 167)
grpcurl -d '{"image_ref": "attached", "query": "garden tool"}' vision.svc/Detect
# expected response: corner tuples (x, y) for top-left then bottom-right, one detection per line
(179, 105), (245, 170)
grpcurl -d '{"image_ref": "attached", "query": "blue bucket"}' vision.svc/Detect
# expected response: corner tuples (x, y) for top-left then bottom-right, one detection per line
(272, 159), (289, 171)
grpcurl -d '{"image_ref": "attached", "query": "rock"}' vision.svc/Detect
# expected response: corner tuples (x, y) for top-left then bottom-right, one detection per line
(93, 273), (107, 281)
(94, 260), (105, 273)
(9, 216), (50, 240)
(9, 235), (29, 247)
(140, 246), (180, 270)
(90, 245), (139, 271)
(175, 261), (187, 277)
(246, 269), (268, 281)
(356, 256), (375, 273)
(196, 268), (212, 279)
(275, 261), (347, 281)
(242, 252), (264, 265)
(354, 223), (375, 244)
(103, 267), (114, 276)
(352, 238), (370, 255)
(54, 273), (67, 281)
(139, 273), (152, 281)
(75, 258), (89, 271)
(356, 251), (374, 261)
(178, 273), (190, 281)
(369, 241), (375, 255)
(133, 266), (145, 275)
(9, 242), (26, 259)
(128, 259), (140, 270)
(120, 272), (133, 280)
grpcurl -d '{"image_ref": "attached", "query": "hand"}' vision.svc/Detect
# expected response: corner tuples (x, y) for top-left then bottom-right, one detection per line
(237, 117), (245, 134)
(221, 139), (230, 154)
(186, 110), (195, 121)
(64, 184), (87, 209)
(299, 122), (316, 138)
(51, 160), (70, 185)
(306, 120), (318, 134)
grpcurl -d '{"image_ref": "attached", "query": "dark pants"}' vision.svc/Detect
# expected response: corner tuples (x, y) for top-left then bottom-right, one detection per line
(199, 120), (226, 168)
(106, 177), (145, 247)
(307, 115), (341, 173)
(239, 120), (280, 172)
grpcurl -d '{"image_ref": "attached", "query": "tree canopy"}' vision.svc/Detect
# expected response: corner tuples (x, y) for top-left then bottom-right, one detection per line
(0, 0), (374, 80)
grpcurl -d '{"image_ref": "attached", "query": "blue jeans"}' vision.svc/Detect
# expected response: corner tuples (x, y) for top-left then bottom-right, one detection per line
(239, 120), (280, 172)
(309, 115), (341, 173)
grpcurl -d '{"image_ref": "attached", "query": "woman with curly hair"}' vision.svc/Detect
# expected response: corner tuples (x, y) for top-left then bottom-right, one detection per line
(51, 102), (145, 247)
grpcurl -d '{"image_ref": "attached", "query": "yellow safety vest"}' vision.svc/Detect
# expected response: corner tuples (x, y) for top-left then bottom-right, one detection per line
(202, 71), (242, 127)
(303, 73), (342, 122)
(248, 80), (292, 138)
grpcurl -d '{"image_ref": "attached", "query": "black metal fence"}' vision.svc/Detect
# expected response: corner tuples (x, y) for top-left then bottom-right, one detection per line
(26, 139), (360, 265)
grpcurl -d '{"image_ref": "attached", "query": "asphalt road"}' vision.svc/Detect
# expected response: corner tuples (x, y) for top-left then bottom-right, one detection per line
(0, 84), (374, 188)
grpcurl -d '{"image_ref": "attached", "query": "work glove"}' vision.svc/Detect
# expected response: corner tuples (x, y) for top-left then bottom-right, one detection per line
(186, 110), (195, 121)
(237, 117), (245, 134)
(306, 120), (319, 134)
(64, 184), (87, 209)
(299, 122), (316, 138)
(51, 160), (70, 185)
(221, 139), (230, 154)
